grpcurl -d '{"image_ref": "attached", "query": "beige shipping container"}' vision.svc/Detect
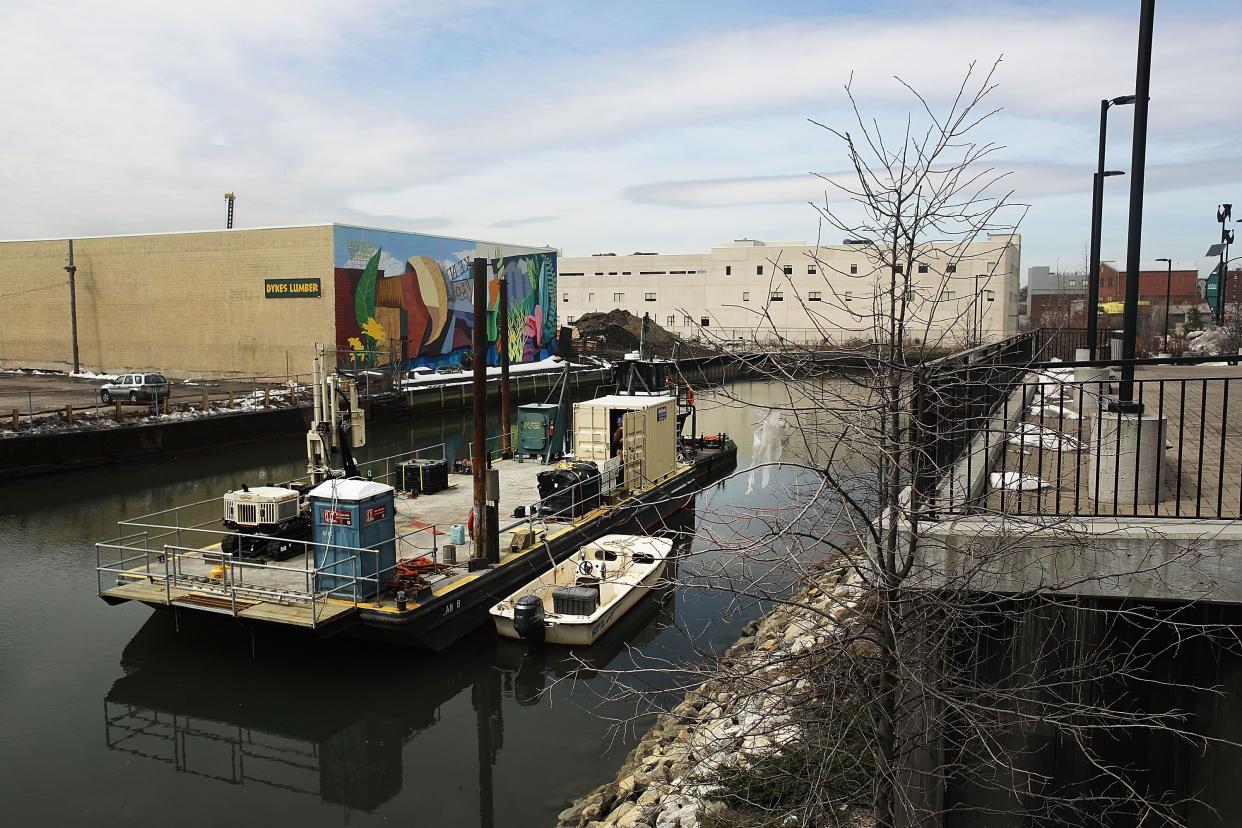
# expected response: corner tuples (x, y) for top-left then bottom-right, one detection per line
(573, 395), (678, 490)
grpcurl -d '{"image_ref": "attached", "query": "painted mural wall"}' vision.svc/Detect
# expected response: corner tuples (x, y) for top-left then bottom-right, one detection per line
(332, 226), (557, 369)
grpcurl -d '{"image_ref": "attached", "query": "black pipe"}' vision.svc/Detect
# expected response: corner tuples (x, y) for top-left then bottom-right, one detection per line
(1117, 0), (1156, 409)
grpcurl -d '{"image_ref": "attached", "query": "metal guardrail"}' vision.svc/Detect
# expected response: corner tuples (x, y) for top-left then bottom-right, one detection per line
(913, 328), (1242, 521)
(935, 372), (1242, 520)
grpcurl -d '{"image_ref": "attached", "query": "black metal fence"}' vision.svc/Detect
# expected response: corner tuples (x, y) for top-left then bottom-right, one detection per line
(913, 331), (1242, 520)
(912, 332), (1041, 509)
(961, 372), (1242, 520)
(1030, 327), (1111, 363)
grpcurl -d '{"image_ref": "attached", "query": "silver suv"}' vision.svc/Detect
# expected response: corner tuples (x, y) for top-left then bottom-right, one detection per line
(100, 372), (171, 403)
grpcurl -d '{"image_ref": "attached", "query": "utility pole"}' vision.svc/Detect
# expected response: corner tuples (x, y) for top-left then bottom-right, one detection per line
(1116, 0), (1155, 410)
(64, 240), (80, 375)
(224, 192), (236, 229)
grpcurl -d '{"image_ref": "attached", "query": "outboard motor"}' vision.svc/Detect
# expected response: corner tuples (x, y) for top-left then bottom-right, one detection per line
(512, 595), (546, 645)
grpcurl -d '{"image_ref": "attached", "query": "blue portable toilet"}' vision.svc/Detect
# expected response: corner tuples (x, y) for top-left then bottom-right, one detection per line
(308, 478), (396, 600)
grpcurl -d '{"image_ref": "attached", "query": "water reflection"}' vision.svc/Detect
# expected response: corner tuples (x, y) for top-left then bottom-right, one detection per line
(103, 579), (677, 821)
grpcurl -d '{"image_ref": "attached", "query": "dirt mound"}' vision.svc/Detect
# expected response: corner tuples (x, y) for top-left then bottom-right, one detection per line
(571, 310), (713, 358)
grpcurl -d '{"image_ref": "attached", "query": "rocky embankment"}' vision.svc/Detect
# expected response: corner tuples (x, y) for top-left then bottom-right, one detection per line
(555, 566), (869, 828)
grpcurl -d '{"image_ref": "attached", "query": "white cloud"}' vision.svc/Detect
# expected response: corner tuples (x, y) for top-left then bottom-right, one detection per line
(0, 0), (1239, 273)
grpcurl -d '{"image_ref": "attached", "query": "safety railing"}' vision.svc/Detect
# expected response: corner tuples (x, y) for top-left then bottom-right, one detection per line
(915, 351), (1242, 520)
(96, 517), (446, 627)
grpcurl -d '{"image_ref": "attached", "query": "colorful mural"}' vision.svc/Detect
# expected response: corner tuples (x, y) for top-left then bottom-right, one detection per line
(331, 226), (557, 369)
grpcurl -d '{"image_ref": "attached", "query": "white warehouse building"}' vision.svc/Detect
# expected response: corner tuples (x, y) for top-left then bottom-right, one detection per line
(559, 235), (1021, 346)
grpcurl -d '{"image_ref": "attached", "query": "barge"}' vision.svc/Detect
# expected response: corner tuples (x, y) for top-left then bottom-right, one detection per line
(95, 352), (736, 651)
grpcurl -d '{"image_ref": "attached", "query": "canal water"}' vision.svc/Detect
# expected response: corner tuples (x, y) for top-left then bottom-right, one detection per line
(0, 380), (816, 827)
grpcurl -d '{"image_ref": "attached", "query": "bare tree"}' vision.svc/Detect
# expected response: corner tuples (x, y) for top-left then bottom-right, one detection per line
(562, 62), (1237, 828)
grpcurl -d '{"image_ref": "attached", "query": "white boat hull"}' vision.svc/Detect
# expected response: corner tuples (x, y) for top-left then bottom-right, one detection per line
(489, 534), (672, 647)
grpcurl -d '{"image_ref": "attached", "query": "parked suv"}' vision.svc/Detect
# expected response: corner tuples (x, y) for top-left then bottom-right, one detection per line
(100, 372), (171, 403)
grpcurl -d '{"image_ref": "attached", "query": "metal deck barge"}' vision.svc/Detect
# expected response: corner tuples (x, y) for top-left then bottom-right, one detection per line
(96, 438), (736, 650)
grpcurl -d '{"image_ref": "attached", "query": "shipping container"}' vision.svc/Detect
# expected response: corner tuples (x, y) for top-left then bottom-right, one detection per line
(572, 395), (677, 491)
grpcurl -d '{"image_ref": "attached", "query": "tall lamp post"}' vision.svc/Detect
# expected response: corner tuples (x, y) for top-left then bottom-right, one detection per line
(1216, 204), (1234, 324)
(1115, 0), (1155, 411)
(975, 288), (994, 342)
(1155, 257), (1172, 351)
(1086, 95), (1136, 359)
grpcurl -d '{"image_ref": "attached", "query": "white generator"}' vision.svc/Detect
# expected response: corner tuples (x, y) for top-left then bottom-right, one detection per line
(221, 485), (310, 560)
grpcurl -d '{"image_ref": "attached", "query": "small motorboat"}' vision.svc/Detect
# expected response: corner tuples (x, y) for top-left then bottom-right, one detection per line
(489, 534), (673, 646)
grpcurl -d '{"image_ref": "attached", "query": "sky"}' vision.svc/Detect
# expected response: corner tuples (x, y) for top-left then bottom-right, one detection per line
(2, 0), (1239, 279)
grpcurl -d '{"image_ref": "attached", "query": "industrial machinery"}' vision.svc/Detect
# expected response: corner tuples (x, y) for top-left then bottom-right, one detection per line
(221, 484), (311, 560)
(219, 345), (370, 561)
(307, 345), (367, 485)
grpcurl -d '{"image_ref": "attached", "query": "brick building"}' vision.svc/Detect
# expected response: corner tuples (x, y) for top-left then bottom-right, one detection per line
(0, 225), (557, 378)
(1099, 262), (1199, 305)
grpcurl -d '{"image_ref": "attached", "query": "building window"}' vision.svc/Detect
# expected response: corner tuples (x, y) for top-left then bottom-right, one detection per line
(850, 264), (858, 275)
(783, 265), (793, 276)
(683, 315), (693, 326)
(701, 317), (710, 327)
(666, 315), (675, 326)
(644, 292), (656, 302)
(613, 292), (624, 302)
(622, 271), (631, 275)
(986, 261), (996, 273)
(595, 272), (604, 276)
(808, 291), (822, 302)
(725, 265), (732, 276)
(946, 264), (957, 273)
(844, 291), (853, 302)
(770, 291), (783, 302)
(567, 316), (575, 324)
(588, 292), (594, 302)
(608, 272), (617, 275)
(756, 265), (764, 275)
(1068, 279), (1077, 287)
(743, 291), (750, 302)
(918, 263), (929, 273)
(808, 265), (817, 274)
(943, 290), (956, 300)
(894, 263), (904, 274)
(563, 292), (569, 303)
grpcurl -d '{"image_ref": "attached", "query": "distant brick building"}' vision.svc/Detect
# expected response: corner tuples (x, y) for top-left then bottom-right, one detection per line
(1099, 263), (1199, 305)
(1027, 266), (1086, 327)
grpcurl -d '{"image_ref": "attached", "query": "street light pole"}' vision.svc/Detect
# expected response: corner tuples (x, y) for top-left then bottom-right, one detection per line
(1217, 205), (1234, 325)
(977, 288), (994, 343)
(1156, 257), (1172, 351)
(1116, 0), (1155, 410)
(1086, 95), (1135, 359)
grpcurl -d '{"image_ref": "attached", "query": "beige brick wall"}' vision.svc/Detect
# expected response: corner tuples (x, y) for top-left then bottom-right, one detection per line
(0, 226), (336, 378)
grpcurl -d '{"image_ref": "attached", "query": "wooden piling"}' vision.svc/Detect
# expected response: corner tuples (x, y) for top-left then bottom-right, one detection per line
(65, 405), (74, 425)
(264, 384), (270, 408)
(11, 408), (18, 431)
(201, 391), (209, 412)
(114, 401), (123, 421)
(470, 257), (491, 566)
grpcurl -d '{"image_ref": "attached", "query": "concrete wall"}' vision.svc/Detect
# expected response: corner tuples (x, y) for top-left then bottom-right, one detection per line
(0, 226), (336, 378)
(560, 235), (1021, 344)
